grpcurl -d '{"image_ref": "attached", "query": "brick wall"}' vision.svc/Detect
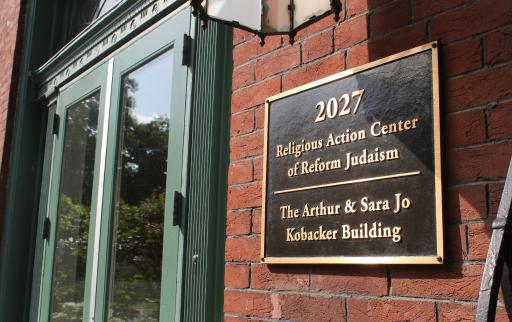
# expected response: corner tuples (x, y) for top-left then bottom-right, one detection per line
(225, 0), (512, 320)
(0, 0), (23, 241)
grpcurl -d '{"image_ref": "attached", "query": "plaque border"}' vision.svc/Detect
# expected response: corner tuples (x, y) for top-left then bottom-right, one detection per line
(261, 41), (443, 265)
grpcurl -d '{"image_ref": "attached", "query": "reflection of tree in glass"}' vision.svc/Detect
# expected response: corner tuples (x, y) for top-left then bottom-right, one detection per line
(109, 75), (170, 321)
(51, 196), (90, 322)
(51, 96), (99, 321)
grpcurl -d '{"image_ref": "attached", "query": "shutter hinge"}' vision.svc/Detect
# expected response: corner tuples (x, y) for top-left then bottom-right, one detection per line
(53, 114), (60, 135)
(42, 217), (51, 240)
(182, 34), (192, 66)
(173, 191), (183, 226)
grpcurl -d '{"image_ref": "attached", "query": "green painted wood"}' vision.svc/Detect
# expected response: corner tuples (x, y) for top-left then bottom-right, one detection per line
(0, 0), (62, 320)
(181, 20), (232, 322)
(29, 104), (56, 322)
(38, 63), (108, 322)
(94, 8), (190, 321)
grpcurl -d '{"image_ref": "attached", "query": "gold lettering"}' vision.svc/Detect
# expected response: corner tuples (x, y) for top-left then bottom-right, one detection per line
(370, 118), (420, 137)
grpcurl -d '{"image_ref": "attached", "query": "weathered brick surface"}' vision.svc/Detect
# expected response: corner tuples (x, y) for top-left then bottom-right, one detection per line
(438, 302), (510, 321)
(370, 0), (411, 36)
(250, 263), (309, 291)
(271, 293), (345, 321)
(392, 265), (484, 300)
(226, 210), (251, 236)
(0, 0), (23, 245)
(442, 38), (482, 77)
(224, 290), (272, 317)
(225, 264), (250, 289)
(487, 103), (512, 140)
(445, 224), (467, 261)
(446, 109), (486, 147)
(225, 0), (512, 319)
(468, 223), (492, 261)
(311, 266), (388, 295)
(348, 298), (436, 321)
(225, 236), (260, 262)
(302, 29), (333, 63)
(447, 184), (487, 222)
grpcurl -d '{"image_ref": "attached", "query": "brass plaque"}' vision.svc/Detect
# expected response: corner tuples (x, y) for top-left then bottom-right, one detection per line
(261, 42), (443, 264)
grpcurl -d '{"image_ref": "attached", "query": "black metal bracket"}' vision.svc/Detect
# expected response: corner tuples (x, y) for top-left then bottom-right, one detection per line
(331, 0), (343, 22)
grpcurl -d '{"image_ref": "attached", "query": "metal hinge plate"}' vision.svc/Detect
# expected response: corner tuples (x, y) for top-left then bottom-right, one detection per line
(42, 217), (51, 240)
(53, 114), (60, 135)
(182, 34), (192, 66)
(173, 191), (183, 226)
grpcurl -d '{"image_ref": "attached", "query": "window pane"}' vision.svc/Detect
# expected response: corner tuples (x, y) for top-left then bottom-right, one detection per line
(108, 50), (174, 321)
(50, 93), (100, 321)
(67, 0), (122, 41)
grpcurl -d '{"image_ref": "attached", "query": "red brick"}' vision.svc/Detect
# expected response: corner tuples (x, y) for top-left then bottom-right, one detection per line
(490, 183), (504, 218)
(347, 24), (427, 68)
(446, 109), (486, 147)
(392, 265), (484, 300)
(271, 293), (344, 321)
(349, 298), (436, 321)
(302, 29), (333, 63)
(254, 105), (265, 130)
(447, 142), (512, 183)
(442, 38), (482, 77)
(347, 0), (391, 17)
(252, 208), (262, 234)
(282, 53), (344, 91)
(251, 263), (309, 291)
(224, 317), (250, 322)
(225, 236), (261, 262)
(226, 210), (252, 235)
(230, 131), (264, 160)
(311, 266), (387, 295)
(431, 0), (512, 43)
(445, 64), (512, 112)
(447, 184), (487, 222)
(233, 40), (257, 67)
(228, 159), (253, 185)
(487, 103), (512, 140)
(233, 35), (282, 66)
(232, 77), (280, 113)
(413, 0), (464, 21)
(232, 63), (255, 90)
(255, 45), (300, 80)
(253, 156), (263, 181)
(439, 302), (475, 322)
(224, 290), (271, 317)
(335, 14), (368, 50)
(439, 302), (510, 321)
(468, 223), (491, 260)
(486, 26), (512, 66)
(233, 29), (254, 45)
(446, 224), (467, 261)
(228, 182), (262, 210)
(296, 14), (344, 41)
(225, 264), (250, 288)
(231, 110), (253, 137)
(371, 0), (411, 37)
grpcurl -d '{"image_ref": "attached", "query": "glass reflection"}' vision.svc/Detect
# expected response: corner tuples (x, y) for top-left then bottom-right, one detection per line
(67, 0), (122, 40)
(108, 50), (174, 322)
(50, 93), (100, 322)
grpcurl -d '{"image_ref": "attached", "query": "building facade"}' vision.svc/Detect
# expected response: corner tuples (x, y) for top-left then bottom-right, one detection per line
(0, 0), (512, 321)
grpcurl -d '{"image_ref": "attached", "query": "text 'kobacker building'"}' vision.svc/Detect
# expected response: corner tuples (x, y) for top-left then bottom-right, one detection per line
(0, 0), (511, 321)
